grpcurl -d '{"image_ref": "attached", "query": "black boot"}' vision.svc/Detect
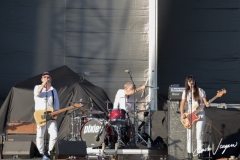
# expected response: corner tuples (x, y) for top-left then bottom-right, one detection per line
(198, 153), (203, 159)
(188, 153), (193, 159)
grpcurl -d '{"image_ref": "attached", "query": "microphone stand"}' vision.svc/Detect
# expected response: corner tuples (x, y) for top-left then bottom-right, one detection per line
(126, 71), (138, 146)
(44, 86), (48, 157)
(204, 121), (212, 160)
(189, 86), (193, 159)
(95, 121), (105, 142)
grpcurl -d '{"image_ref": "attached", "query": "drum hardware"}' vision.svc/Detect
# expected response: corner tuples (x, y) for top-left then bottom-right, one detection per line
(135, 107), (151, 146)
(80, 109), (104, 115)
(73, 101), (93, 104)
(126, 102), (149, 104)
(136, 131), (148, 146)
(138, 121), (145, 132)
(105, 100), (112, 110)
(113, 125), (125, 147)
(69, 109), (81, 141)
(126, 106), (151, 147)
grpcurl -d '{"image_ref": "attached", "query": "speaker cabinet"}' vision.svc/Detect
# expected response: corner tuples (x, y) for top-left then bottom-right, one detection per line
(53, 140), (87, 159)
(168, 101), (194, 160)
(7, 134), (36, 142)
(2, 141), (40, 159)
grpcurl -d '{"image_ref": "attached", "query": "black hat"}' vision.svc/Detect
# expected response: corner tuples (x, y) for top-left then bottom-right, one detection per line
(42, 72), (51, 76)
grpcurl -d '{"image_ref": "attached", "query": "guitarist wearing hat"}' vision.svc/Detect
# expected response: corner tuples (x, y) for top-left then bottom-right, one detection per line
(180, 75), (209, 159)
(33, 71), (60, 158)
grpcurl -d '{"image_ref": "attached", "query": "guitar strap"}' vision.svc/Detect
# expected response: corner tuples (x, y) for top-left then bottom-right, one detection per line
(52, 90), (54, 106)
(198, 88), (204, 104)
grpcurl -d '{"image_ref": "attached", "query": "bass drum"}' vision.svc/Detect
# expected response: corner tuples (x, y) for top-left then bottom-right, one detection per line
(80, 119), (116, 148)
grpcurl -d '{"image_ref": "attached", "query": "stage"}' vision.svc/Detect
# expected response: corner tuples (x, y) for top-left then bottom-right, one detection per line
(0, 141), (167, 160)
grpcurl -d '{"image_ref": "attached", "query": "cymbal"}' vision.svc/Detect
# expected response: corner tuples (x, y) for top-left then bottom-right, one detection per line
(137, 110), (149, 113)
(73, 101), (93, 104)
(104, 101), (112, 104)
(126, 102), (149, 103)
(80, 109), (104, 115)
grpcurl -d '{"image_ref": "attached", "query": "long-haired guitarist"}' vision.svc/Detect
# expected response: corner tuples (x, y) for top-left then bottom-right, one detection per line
(33, 71), (60, 158)
(180, 75), (209, 159)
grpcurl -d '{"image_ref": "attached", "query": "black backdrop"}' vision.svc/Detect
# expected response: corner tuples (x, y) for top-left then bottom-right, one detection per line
(1, 1), (240, 110)
(157, 0), (240, 109)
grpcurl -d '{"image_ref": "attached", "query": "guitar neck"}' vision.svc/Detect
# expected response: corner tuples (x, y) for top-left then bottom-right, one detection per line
(192, 89), (226, 115)
(194, 96), (217, 114)
(208, 96), (217, 104)
(51, 104), (83, 116)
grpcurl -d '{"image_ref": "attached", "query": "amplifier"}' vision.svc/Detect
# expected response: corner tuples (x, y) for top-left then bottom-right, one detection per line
(7, 122), (36, 134)
(168, 87), (185, 100)
(6, 134), (36, 142)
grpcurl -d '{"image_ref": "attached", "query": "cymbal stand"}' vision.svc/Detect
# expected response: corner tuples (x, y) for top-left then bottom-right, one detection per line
(75, 115), (81, 141)
(135, 109), (148, 146)
(106, 100), (111, 118)
(125, 70), (138, 146)
(114, 125), (125, 147)
(69, 108), (80, 141)
(204, 121), (213, 160)
(106, 100), (110, 111)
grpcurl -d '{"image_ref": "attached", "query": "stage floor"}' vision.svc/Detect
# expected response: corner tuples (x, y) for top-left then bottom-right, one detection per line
(0, 145), (167, 160)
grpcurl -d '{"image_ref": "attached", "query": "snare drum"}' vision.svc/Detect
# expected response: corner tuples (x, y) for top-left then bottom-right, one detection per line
(109, 109), (126, 125)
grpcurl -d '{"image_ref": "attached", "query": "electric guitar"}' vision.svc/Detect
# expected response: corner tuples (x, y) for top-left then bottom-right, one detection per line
(180, 89), (226, 129)
(34, 103), (83, 126)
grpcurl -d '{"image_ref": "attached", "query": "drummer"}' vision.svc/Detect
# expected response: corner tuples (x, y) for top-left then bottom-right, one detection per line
(113, 82), (148, 128)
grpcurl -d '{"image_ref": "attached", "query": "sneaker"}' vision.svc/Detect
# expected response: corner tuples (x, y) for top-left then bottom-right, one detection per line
(42, 154), (50, 160)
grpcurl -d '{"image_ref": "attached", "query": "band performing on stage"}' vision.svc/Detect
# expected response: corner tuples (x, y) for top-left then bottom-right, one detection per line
(31, 71), (152, 159)
(0, 71), (233, 160)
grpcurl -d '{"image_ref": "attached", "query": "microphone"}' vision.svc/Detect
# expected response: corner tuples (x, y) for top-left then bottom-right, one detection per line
(95, 125), (104, 141)
(146, 86), (159, 89)
(125, 70), (130, 73)
(95, 135), (100, 141)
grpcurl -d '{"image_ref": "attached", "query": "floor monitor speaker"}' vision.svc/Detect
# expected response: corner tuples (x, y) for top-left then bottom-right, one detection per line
(53, 140), (87, 159)
(2, 141), (40, 159)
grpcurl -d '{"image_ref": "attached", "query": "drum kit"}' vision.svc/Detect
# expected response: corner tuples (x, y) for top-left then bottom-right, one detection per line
(68, 100), (149, 149)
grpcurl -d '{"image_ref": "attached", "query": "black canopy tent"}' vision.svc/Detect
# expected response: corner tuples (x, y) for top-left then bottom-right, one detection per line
(0, 65), (111, 140)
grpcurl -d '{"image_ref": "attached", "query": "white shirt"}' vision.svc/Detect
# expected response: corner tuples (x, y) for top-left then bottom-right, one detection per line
(181, 87), (206, 112)
(34, 85), (60, 111)
(113, 89), (134, 112)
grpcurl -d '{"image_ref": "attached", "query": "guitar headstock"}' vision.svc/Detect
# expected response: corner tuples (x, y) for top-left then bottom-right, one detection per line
(216, 89), (227, 97)
(74, 103), (84, 108)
